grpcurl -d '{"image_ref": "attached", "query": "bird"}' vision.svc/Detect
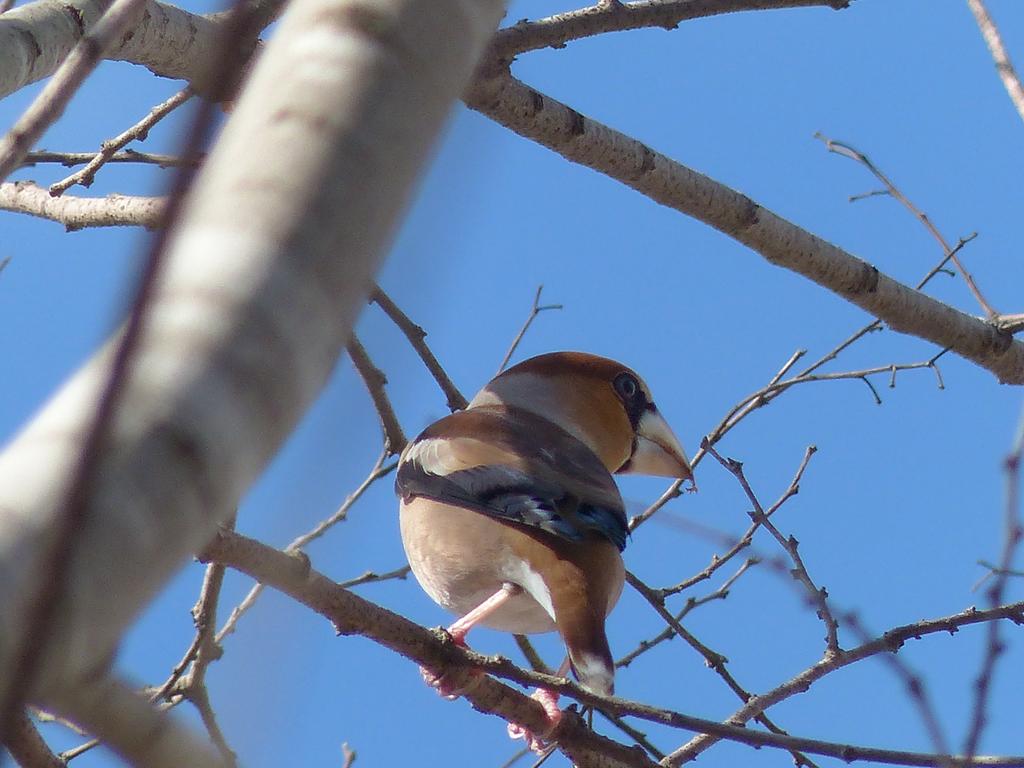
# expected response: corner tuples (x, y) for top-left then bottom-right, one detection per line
(396, 351), (693, 749)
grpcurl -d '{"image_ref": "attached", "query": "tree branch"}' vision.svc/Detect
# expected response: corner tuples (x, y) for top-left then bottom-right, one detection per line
(966, 0), (1024, 126)
(49, 87), (194, 195)
(488, 0), (849, 62)
(0, 0), (505, 724)
(0, 180), (165, 229)
(0, 0), (228, 100)
(464, 72), (1024, 384)
(665, 600), (1024, 764)
(0, 0), (150, 180)
(201, 528), (1024, 768)
(371, 287), (469, 411)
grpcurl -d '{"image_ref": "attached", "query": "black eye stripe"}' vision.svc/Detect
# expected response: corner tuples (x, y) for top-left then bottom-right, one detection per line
(613, 372), (648, 428)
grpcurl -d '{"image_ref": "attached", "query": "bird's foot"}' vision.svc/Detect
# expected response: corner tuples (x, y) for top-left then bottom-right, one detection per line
(420, 664), (483, 700)
(507, 688), (562, 754)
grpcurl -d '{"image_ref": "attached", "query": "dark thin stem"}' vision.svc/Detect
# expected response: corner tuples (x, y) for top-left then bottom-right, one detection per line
(347, 335), (407, 456)
(963, 404), (1024, 757)
(372, 287), (468, 411)
(496, 285), (563, 374)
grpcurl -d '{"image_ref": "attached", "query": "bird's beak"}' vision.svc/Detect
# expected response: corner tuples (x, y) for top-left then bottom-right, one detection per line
(619, 409), (693, 481)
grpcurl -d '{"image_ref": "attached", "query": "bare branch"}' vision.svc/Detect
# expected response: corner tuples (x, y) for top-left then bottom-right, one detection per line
(52, 675), (222, 768)
(496, 285), (563, 374)
(626, 570), (815, 767)
(202, 528), (1024, 768)
(488, 0), (850, 62)
(216, 454), (397, 642)
(617, 558), (758, 668)
(7, 710), (65, 768)
(966, 0), (1024, 125)
(347, 335), (407, 456)
(0, 0), (150, 180)
(372, 287), (469, 411)
(464, 72), (1024, 384)
(666, 600), (1024, 765)
(0, 0), (227, 100)
(0, 0), (231, 729)
(0, 0), (504, 730)
(0, 181), (165, 229)
(815, 133), (997, 318)
(964, 404), (1024, 757)
(49, 88), (194, 195)
(703, 444), (839, 654)
(22, 149), (191, 170)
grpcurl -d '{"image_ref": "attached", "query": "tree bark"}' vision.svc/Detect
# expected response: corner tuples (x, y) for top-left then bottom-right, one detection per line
(0, 0), (505, 720)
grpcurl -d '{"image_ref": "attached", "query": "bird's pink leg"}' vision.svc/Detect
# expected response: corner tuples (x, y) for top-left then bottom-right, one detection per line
(421, 583), (522, 699)
(447, 583), (522, 643)
(507, 656), (569, 753)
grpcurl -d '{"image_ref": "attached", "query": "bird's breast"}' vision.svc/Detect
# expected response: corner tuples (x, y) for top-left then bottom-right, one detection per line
(399, 497), (557, 634)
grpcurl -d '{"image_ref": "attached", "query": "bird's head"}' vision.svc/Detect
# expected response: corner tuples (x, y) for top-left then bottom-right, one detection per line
(469, 351), (693, 484)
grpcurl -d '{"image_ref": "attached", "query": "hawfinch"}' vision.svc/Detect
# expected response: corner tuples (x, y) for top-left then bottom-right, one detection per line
(396, 352), (692, 739)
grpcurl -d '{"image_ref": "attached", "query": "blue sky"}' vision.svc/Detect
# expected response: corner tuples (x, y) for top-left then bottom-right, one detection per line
(2, 1), (1023, 766)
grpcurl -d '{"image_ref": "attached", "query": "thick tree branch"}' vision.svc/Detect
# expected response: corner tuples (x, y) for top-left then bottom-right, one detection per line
(7, 711), (64, 768)
(464, 72), (1024, 384)
(0, 180), (165, 229)
(488, 0), (849, 62)
(0, 0), (505, 722)
(0, 0), (227, 100)
(51, 675), (222, 768)
(0, 0), (149, 180)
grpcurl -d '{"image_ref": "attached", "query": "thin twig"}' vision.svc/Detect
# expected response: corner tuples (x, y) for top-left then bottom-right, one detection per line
(49, 88), (194, 195)
(661, 446), (814, 598)
(372, 287), (468, 411)
(841, 611), (950, 757)
(337, 566), (410, 591)
(665, 599), (1024, 765)
(347, 335), (407, 456)
(22, 149), (193, 170)
(815, 133), (996, 317)
(625, 571), (817, 768)
(703, 443), (839, 655)
(216, 454), (397, 642)
(963, 403), (1024, 758)
(617, 559), (758, 668)
(496, 285), (563, 374)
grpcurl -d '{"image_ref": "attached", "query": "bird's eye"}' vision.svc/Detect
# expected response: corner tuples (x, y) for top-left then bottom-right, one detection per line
(614, 373), (640, 400)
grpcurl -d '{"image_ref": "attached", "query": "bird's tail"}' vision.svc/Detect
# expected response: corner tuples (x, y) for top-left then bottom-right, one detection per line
(558, 612), (615, 696)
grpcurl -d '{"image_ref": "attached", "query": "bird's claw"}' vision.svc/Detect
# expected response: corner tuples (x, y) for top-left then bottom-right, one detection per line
(420, 665), (482, 700)
(508, 688), (562, 754)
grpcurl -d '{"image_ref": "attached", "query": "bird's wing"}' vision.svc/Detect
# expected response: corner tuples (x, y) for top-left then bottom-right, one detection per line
(396, 407), (628, 550)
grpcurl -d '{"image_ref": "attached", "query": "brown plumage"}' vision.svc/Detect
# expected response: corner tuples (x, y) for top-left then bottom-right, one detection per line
(397, 351), (693, 703)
